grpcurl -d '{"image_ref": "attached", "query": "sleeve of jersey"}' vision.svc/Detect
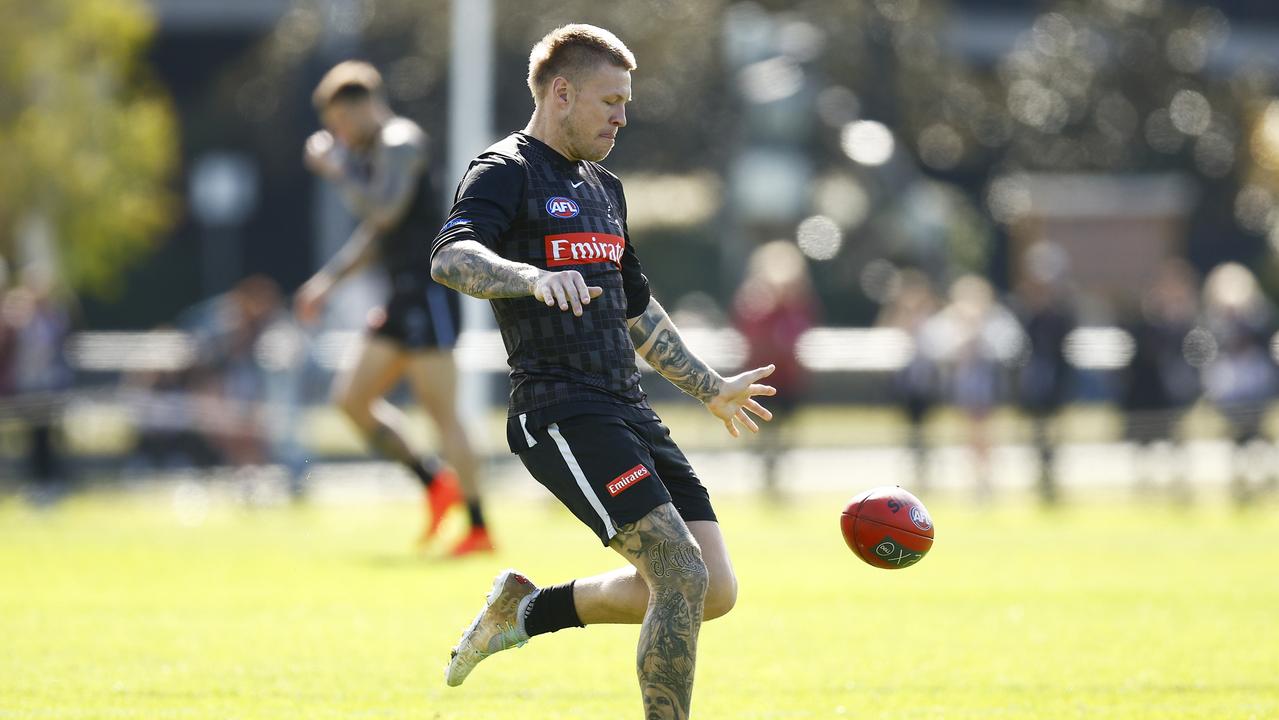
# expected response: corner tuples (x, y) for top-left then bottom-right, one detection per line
(617, 188), (652, 319)
(430, 155), (524, 259)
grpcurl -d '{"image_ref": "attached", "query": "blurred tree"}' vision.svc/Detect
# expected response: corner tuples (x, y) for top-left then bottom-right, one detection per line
(207, 0), (1279, 319)
(219, 0), (731, 169)
(800, 0), (1279, 308)
(0, 0), (177, 298)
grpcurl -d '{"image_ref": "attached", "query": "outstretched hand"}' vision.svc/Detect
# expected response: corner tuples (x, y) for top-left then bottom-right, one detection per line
(706, 364), (777, 438)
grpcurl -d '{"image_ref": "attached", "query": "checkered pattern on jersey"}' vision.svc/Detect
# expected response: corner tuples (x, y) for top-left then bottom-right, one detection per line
(487, 134), (646, 415)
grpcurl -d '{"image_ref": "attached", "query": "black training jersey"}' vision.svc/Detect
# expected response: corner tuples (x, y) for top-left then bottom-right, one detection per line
(432, 132), (652, 420)
(349, 118), (442, 279)
(380, 165), (440, 278)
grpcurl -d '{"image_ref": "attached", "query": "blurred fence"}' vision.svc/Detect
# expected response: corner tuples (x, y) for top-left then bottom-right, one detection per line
(61, 324), (1152, 377)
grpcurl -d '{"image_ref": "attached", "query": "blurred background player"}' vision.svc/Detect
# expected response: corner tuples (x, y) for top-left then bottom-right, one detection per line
(877, 269), (942, 490)
(431, 24), (776, 718)
(1, 262), (75, 500)
(732, 240), (819, 496)
(1121, 258), (1202, 501)
(1199, 262), (1279, 504)
(1011, 241), (1078, 506)
(932, 274), (1020, 500)
(294, 61), (489, 554)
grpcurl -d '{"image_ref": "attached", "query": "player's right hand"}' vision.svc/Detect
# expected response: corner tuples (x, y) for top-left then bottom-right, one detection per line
(533, 269), (603, 317)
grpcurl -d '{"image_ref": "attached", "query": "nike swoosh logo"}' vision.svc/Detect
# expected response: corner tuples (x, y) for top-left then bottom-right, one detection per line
(571, 180), (585, 188)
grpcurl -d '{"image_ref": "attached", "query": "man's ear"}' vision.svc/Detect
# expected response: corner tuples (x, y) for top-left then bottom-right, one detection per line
(552, 76), (572, 106)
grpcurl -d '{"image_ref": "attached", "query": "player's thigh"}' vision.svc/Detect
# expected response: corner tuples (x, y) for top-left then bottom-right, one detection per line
(608, 502), (708, 589)
(402, 350), (459, 420)
(332, 336), (408, 408)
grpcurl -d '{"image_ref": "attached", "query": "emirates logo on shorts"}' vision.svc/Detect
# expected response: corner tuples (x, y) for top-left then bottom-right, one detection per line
(607, 464), (650, 497)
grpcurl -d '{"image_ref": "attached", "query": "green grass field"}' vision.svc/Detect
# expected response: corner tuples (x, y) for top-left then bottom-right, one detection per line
(2, 485), (1277, 719)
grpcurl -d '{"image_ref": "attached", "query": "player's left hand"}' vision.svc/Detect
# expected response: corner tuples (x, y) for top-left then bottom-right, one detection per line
(706, 364), (777, 438)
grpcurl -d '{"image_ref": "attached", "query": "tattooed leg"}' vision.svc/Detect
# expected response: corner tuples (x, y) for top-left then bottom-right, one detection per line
(574, 520), (738, 624)
(610, 503), (709, 720)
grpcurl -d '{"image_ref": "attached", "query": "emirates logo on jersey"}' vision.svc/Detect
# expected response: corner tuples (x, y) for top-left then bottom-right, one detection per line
(545, 232), (625, 267)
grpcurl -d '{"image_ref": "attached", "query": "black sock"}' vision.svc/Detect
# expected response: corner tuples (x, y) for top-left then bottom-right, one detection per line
(523, 581), (583, 637)
(467, 500), (486, 529)
(410, 460), (435, 488)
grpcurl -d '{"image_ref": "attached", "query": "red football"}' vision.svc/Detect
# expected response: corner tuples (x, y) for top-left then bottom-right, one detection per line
(840, 486), (935, 569)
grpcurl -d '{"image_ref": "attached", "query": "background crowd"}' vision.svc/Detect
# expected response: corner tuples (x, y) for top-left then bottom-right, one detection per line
(4, 0), (1279, 506)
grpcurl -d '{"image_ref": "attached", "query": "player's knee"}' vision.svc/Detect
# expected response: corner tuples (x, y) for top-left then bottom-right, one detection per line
(646, 541), (709, 604)
(703, 572), (738, 620)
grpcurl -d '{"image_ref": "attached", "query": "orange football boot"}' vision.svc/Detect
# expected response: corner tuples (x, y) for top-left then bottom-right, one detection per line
(450, 526), (496, 557)
(420, 467), (462, 544)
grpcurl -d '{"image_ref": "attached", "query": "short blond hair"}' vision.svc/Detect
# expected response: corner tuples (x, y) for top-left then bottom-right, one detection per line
(527, 24), (637, 102)
(312, 60), (383, 110)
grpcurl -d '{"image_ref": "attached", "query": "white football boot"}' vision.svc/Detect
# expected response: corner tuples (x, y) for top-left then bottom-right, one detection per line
(445, 569), (537, 687)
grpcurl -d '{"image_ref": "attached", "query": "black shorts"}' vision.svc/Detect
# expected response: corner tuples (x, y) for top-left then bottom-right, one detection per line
(513, 412), (717, 546)
(368, 274), (461, 351)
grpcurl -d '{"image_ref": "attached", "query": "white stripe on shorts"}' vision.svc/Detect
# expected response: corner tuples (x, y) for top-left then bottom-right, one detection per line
(547, 422), (617, 539)
(518, 413), (536, 448)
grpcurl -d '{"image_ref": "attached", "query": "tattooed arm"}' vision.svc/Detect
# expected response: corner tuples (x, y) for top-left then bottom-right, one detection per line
(336, 135), (424, 232)
(628, 297), (778, 436)
(628, 297), (723, 403)
(430, 240), (539, 298)
(295, 123), (426, 324)
(432, 240), (604, 312)
(305, 122), (426, 232)
(293, 221), (379, 324)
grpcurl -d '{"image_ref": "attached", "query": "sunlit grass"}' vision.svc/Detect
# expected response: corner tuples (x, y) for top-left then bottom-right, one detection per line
(1, 486), (1277, 718)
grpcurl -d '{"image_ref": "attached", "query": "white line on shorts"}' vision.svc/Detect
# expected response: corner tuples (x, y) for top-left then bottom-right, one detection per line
(519, 413), (536, 448)
(548, 422), (617, 540)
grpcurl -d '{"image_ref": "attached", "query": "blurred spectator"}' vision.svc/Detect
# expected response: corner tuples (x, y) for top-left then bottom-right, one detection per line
(124, 275), (295, 475)
(929, 274), (1021, 500)
(122, 324), (223, 471)
(732, 240), (820, 495)
(193, 275), (285, 468)
(876, 269), (942, 490)
(1, 263), (75, 496)
(1120, 258), (1201, 499)
(1199, 262), (1279, 504)
(0, 258), (13, 397)
(1011, 241), (1077, 505)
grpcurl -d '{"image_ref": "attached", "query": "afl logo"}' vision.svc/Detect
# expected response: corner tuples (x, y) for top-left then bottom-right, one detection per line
(546, 196), (580, 218)
(910, 505), (932, 531)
